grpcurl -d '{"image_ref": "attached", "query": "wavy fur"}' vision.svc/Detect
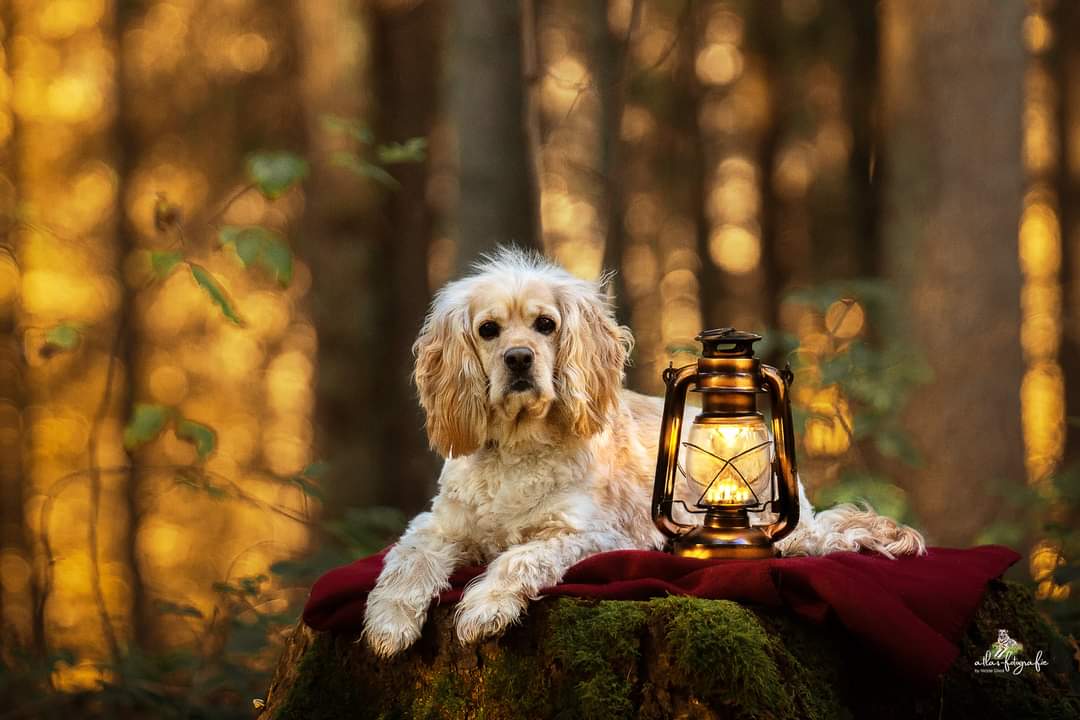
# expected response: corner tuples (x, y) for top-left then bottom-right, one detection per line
(364, 248), (926, 658)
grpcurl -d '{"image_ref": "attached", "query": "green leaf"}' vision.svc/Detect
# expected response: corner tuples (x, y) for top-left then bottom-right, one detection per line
(204, 481), (229, 500)
(331, 152), (400, 188)
(320, 114), (374, 143)
(188, 264), (244, 326)
(246, 151), (309, 199)
(291, 476), (325, 501)
(300, 461), (330, 479)
(259, 235), (293, 286)
(40, 323), (81, 358)
(289, 461), (328, 501)
(149, 250), (183, 279)
(124, 404), (172, 450)
(176, 419), (217, 460)
(270, 546), (350, 584)
(375, 137), (427, 164)
(219, 226), (293, 287)
(218, 225), (264, 265)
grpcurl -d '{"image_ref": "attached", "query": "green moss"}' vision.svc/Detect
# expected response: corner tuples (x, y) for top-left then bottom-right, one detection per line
(274, 635), (361, 720)
(477, 646), (550, 720)
(648, 596), (793, 719)
(756, 612), (849, 720)
(267, 584), (1080, 720)
(410, 669), (472, 720)
(547, 599), (648, 720)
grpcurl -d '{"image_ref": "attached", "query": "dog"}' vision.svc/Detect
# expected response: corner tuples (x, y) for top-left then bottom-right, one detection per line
(362, 248), (925, 657)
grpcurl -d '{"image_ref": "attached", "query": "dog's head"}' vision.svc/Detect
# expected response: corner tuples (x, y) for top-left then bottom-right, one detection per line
(412, 248), (633, 457)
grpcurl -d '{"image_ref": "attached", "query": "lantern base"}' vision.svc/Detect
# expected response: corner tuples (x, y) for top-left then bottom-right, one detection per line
(667, 514), (777, 560)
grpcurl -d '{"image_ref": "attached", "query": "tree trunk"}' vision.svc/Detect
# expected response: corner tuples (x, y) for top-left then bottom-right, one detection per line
(256, 583), (1079, 720)
(879, 1), (1027, 546)
(0, 1), (34, 647)
(450, 0), (540, 271)
(369, 0), (446, 513)
(295, 0), (384, 511)
(595, 0), (631, 327)
(112, 0), (150, 654)
(1056, 1), (1080, 473)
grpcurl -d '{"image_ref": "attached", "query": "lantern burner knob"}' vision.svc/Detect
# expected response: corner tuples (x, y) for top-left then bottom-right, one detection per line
(696, 328), (762, 359)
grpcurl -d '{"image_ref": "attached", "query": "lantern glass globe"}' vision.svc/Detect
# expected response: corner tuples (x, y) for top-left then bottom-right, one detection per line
(684, 416), (773, 507)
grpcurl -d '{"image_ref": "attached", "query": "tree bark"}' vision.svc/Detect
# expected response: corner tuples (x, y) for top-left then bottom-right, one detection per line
(296, 0), (384, 512)
(1056, 1), (1080, 473)
(450, 0), (541, 271)
(880, 1), (1027, 545)
(0, 2), (34, 648)
(370, 0), (446, 513)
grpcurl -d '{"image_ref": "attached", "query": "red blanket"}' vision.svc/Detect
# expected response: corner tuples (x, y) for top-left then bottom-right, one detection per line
(303, 545), (1019, 681)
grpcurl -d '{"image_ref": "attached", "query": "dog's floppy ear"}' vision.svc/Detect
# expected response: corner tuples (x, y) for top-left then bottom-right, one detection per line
(555, 280), (633, 438)
(413, 289), (488, 457)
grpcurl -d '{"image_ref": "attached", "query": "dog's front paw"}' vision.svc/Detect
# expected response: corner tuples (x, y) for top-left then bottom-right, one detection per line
(454, 586), (526, 645)
(362, 597), (424, 658)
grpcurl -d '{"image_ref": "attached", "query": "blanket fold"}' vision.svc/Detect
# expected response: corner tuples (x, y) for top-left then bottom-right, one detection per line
(303, 545), (1019, 681)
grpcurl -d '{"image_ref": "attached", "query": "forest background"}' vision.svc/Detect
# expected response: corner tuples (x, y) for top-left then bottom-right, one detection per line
(1, 0), (1079, 716)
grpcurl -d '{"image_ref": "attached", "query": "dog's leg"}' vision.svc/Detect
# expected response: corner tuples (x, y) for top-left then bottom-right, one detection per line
(363, 511), (464, 657)
(775, 485), (927, 558)
(454, 530), (630, 645)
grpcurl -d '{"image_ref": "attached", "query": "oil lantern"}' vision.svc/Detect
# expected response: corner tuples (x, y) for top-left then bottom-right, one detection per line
(651, 328), (799, 559)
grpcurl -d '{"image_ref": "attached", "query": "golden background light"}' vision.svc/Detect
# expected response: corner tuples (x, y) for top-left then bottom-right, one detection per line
(0, 0), (1077, 709)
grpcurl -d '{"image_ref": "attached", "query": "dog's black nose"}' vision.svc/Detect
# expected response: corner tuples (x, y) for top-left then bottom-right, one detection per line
(503, 347), (534, 372)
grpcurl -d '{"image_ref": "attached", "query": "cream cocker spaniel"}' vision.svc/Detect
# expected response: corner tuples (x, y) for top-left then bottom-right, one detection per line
(362, 249), (925, 657)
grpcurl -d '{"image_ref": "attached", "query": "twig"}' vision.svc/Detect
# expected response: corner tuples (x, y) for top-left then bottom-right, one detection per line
(86, 320), (125, 663)
(826, 298), (856, 344)
(833, 403), (872, 472)
(33, 460), (316, 658)
(201, 182), (257, 230)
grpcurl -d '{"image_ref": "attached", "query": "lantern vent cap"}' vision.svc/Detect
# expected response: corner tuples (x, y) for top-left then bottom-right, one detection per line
(696, 328), (762, 358)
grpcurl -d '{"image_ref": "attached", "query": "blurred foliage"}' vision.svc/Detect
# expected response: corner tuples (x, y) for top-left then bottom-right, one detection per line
(3, 0), (1078, 716)
(782, 281), (1080, 637)
(783, 280), (931, 527)
(324, 114), (427, 189)
(0, 138), (417, 716)
(0, 500), (404, 719)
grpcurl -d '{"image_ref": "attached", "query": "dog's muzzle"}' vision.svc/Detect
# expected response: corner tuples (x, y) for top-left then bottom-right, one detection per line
(504, 346), (534, 393)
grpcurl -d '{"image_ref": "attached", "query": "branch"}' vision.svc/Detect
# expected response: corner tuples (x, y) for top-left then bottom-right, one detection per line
(86, 319), (126, 663)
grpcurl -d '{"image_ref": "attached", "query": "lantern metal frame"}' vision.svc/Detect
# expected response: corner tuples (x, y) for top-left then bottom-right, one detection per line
(651, 328), (800, 559)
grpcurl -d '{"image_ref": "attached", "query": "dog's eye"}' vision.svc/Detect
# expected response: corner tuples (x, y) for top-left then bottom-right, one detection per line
(534, 316), (556, 335)
(478, 321), (500, 340)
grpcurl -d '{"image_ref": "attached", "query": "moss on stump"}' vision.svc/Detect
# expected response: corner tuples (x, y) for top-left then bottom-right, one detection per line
(258, 581), (1080, 720)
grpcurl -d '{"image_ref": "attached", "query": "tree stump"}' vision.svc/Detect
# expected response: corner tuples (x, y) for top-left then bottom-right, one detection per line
(257, 581), (1079, 720)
